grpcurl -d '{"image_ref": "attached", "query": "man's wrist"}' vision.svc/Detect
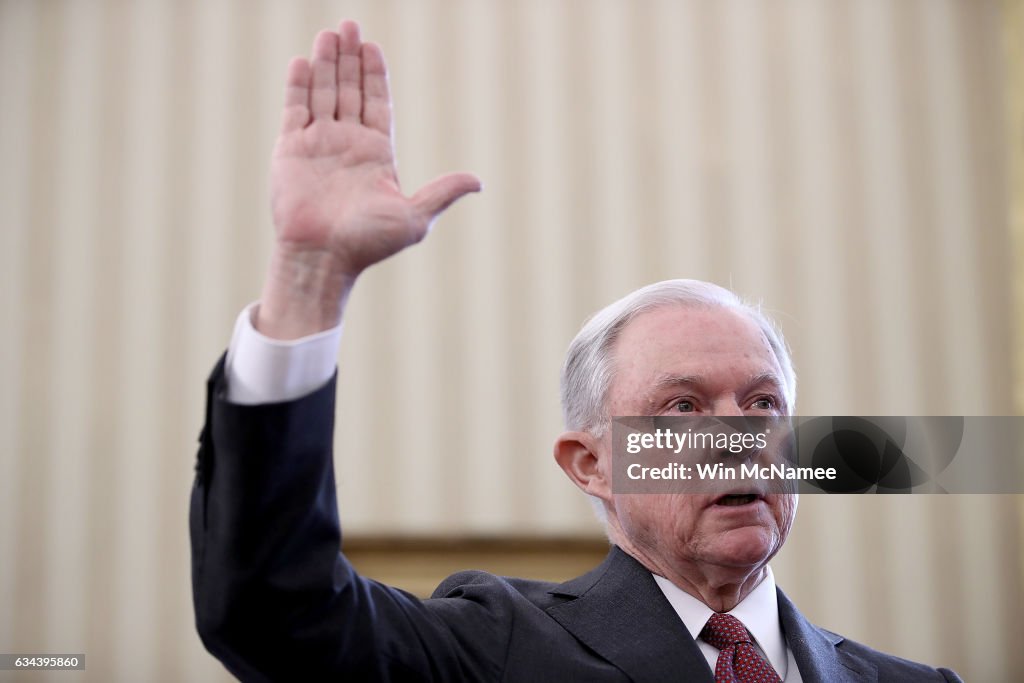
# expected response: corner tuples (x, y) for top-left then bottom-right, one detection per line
(257, 244), (358, 340)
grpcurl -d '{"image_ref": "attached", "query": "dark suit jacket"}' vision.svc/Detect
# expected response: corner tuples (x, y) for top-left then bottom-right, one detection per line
(191, 359), (962, 682)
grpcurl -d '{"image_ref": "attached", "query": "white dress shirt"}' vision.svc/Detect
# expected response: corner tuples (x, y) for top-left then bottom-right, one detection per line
(225, 303), (342, 405)
(225, 305), (803, 682)
(653, 567), (802, 682)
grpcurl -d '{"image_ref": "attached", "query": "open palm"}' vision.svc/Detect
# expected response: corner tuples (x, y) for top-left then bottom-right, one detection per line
(270, 22), (480, 276)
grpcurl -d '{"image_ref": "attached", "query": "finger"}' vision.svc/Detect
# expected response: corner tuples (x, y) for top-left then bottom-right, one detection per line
(411, 172), (483, 222)
(336, 20), (362, 121)
(310, 30), (340, 120)
(280, 57), (312, 133)
(360, 43), (392, 136)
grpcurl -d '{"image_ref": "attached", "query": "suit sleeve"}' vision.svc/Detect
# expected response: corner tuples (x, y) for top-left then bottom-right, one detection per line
(190, 357), (506, 682)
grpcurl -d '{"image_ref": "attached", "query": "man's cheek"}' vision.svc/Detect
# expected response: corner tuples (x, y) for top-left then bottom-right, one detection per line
(773, 500), (797, 534)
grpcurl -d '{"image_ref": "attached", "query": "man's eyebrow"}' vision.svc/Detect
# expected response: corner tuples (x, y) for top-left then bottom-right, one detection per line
(649, 372), (785, 390)
(642, 372), (787, 409)
(651, 373), (705, 390)
(746, 373), (790, 410)
(641, 374), (705, 411)
(745, 372), (786, 392)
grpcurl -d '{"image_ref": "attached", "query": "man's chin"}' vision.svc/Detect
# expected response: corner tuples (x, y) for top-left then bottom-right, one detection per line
(704, 527), (779, 568)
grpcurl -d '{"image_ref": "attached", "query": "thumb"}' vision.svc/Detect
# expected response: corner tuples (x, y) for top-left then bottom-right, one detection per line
(410, 172), (482, 222)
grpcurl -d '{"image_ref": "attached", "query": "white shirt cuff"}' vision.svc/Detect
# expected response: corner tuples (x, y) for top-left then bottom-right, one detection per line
(224, 303), (342, 405)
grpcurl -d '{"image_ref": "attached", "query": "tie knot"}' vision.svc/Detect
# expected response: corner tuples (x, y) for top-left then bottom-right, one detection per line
(701, 613), (753, 651)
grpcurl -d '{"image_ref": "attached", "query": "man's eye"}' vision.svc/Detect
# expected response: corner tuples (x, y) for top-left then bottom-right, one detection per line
(751, 397), (776, 410)
(675, 400), (696, 413)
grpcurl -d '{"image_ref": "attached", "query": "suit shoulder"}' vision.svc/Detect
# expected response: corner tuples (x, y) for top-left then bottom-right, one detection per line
(431, 569), (566, 609)
(778, 589), (962, 682)
(831, 631), (963, 682)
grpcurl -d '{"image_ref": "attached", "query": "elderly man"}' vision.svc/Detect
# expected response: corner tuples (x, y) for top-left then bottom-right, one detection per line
(190, 20), (961, 682)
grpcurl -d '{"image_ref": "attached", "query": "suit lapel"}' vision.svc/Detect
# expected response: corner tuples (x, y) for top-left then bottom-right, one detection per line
(546, 549), (881, 683)
(777, 589), (877, 683)
(546, 547), (714, 683)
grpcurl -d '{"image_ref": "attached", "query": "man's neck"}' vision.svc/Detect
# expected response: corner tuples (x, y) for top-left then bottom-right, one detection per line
(615, 538), (768, 612)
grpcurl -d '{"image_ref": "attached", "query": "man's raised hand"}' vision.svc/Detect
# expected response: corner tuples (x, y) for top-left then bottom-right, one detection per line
(258, 20), (481, 339)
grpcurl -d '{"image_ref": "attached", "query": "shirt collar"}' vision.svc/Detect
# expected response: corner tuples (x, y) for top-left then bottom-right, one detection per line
(652, 566), (788, 679)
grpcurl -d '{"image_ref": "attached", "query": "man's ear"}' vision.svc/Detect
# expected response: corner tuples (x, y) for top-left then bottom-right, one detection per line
(553, 431), (612, 502)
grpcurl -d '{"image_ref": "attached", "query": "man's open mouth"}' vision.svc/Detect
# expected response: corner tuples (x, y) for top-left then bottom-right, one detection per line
(714, 493), (761, 506)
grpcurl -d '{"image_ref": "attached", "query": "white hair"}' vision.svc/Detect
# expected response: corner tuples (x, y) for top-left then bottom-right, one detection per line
(560, 279), (797, 435)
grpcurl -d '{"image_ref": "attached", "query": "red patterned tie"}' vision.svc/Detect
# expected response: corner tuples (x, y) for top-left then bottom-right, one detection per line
(700, 613), (782, 683)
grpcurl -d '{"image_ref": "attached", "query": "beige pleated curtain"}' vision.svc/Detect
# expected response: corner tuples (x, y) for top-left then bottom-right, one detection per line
(1, 0), (1021, 681)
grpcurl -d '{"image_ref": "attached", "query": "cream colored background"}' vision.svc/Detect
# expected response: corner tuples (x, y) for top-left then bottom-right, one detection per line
(1, 0), (1021, 681)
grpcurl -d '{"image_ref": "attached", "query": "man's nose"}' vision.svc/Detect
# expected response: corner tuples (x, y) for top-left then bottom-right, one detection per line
(711, 400), (745, 416)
